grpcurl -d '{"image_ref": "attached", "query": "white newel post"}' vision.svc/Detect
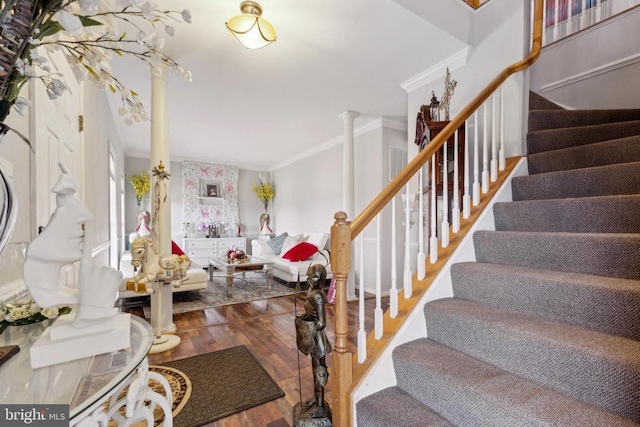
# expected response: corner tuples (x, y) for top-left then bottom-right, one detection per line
(149, 68), (180, 351)
(340, 110), (358, 301)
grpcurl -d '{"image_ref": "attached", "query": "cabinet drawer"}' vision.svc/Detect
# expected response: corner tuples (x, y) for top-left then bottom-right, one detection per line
(220, 238), (246, 249)
(185, 239), (218, 249)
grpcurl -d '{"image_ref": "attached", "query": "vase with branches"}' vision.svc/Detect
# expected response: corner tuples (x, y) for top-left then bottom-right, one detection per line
(252, 174), (275, 236)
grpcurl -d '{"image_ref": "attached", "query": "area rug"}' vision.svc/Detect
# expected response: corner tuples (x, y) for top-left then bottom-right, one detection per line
(102, 364), (191, 427)
(142, 272), (297, 317)
(160, 345), (285, 427)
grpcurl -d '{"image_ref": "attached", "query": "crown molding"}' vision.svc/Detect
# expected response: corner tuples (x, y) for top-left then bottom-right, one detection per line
(271, 117), (406, 171)
(400, 47), (470, 94)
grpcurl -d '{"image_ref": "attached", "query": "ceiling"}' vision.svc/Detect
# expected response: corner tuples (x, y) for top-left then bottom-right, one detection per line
(110, 0), (468, 171)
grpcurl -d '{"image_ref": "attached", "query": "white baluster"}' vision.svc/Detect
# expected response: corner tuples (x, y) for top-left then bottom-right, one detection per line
(491, 93), (498, 181)
(463, 120), (471, 219)
(452, 129), (460, 232)
(358, 233), (366, 362)
(403, 185), (412, 298)
(441, 140), (450, 247)
(552, 0), (560, 41)
(472, 111), (480, 205)
(375, 214), (383, 340)
(417, 168), (426, 280)
(390, 196), (398, 317)
(482, 102), (490, 194)
(429, 154), (438, 263)
(499, 85), (505, 170)
(542, 0), (548, 45)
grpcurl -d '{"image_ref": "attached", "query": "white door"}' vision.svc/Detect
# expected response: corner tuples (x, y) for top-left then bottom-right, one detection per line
(30, 49), (83, 285)
(31, 48), (83, 234)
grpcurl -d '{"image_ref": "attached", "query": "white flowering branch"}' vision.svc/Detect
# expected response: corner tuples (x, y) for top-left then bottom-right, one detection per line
(0, 0), (192, 127)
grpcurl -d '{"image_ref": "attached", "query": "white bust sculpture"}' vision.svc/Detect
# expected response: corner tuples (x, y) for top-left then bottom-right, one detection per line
(23, 164), (122, 328)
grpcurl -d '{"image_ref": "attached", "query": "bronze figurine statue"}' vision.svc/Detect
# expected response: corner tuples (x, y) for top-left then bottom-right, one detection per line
(294, 264), (332, 426)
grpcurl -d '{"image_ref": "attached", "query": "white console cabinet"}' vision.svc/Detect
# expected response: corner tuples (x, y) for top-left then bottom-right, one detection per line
(183, 237), (246, 266)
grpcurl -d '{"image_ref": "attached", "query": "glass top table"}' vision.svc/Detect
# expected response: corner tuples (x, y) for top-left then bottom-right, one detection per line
(208, 255), (274, 298)
(0, 314), (153, 423)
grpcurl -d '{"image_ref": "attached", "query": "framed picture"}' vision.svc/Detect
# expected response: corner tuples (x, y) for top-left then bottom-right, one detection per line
(206, 184), (219, 198)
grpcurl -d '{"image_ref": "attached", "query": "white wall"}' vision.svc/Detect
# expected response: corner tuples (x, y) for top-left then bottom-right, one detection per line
(530, 6), (640, 109)
(393, 0), (474, 45)
(83, 84), (126, 265)
(273, 122), (409, 294)
(272, 143), (343, 236)
(406, 0), (527, 159)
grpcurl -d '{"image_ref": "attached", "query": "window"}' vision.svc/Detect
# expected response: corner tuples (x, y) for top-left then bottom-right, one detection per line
(109, 151), (118, 269)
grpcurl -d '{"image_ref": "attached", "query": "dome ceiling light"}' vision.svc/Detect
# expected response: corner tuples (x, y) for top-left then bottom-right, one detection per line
(226, 1), (276, 49)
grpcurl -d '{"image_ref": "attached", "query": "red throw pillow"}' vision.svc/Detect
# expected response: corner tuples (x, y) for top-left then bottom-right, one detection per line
(282, 242), (318, 262)
(171, 240), (185, 256)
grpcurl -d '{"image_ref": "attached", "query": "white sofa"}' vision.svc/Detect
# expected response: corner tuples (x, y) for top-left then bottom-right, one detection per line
(251, 232), (332, 283)
(117, 250), (208, 300)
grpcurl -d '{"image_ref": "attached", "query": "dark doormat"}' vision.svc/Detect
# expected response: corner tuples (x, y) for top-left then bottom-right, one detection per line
(160, 345), (285, 427)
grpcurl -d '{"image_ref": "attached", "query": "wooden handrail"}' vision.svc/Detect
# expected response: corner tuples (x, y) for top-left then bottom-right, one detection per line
(350, 0), (543, 240)
(330, 1), (544, 426)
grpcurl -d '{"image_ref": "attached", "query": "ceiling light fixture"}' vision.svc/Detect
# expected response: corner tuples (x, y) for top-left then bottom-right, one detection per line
(226, 1), (276, 49)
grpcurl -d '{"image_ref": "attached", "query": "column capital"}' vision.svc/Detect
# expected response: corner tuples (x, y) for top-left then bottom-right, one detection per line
(150, 63), (168, 80)
(339, 110), (360, 121)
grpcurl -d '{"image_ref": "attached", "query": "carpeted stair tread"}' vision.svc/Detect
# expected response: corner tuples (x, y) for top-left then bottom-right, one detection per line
(356, 94), (640, 426)
(473, 230), (640, 279)
(528, 135), (640, 174)
(356, 386), (455, 427)
(528, 109), (640, 132)
(423, 299), (640, 421)
(450, 262), (640, 340)
(529, 91), (564, 110)
(527, 120), (640, 154)
(493, 194), (640, 233)
(392, 338), (639, 427)
(511, 161), (640, 201)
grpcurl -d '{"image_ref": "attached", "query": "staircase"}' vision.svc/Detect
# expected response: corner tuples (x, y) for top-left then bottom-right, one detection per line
(355, 93), (640, 426)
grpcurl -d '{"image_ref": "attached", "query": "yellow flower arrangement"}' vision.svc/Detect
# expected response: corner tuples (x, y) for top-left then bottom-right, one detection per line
(127, 171), (150, 206)
(252, 175), (275, 211)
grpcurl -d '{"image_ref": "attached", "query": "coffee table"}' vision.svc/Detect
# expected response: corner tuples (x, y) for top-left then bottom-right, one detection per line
(208, 255), (274, 298)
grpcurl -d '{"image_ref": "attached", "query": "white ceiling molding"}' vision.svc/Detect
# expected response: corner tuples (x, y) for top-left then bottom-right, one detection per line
(271, 118), (407, 172)
(400, 47), (470, 94)
(124, 150), (268, 172)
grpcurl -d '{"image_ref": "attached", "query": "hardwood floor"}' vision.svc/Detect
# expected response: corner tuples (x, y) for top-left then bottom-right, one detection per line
(126, 291), (387, 427)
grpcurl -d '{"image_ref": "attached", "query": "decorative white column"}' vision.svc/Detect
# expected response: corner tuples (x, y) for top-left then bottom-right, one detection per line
(149, 67), (180, 353)
(340, 111), (358, 301)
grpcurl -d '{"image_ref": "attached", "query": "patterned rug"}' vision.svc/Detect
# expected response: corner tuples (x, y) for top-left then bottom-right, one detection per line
(161, 345), (285, 427)
(142, 272), (297, 317)
(103, 364), (191, 426)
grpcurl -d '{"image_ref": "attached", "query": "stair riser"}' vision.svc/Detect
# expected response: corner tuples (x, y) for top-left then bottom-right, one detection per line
(528, 136), (640, 174)
(511, 161), (640, 201)
(423, 300), (640, 422)
(528, 109), (640, 132)
(527, 120), (640, 154)
(451, 262), (640, 340)
(493, 195), (640, 233)
(473, 231), (640, 279)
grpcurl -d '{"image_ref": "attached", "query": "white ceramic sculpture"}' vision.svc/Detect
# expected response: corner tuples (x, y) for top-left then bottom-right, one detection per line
(23, 164), (122, 329)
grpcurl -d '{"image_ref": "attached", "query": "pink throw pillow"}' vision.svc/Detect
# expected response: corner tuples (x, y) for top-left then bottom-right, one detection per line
(282, 242), (318, 262)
